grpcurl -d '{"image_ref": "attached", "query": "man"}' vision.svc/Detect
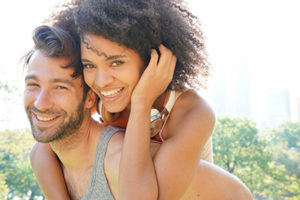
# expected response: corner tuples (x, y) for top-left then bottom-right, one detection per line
(24, 25), (123, 200)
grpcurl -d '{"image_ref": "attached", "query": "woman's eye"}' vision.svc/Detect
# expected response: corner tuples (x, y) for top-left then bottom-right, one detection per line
(83, 64), (95, 69)
(111, 61), (124, 67)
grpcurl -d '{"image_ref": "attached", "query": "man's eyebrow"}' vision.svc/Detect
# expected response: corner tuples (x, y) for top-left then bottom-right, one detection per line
(25, 75), (75, 87)
(25, 75), (38, 82)
(52, 78), (75, 87)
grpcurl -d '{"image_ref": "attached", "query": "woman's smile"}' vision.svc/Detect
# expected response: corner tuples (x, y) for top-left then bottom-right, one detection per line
(99, 87), (125, 101)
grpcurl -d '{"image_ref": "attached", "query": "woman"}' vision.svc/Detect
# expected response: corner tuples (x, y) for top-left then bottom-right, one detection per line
(30, 0), (252, 199)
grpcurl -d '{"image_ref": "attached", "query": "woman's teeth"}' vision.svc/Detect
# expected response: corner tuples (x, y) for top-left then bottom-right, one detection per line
(101, 88), (123, 97)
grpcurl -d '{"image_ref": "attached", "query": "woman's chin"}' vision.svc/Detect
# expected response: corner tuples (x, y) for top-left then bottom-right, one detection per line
(104, 104), (127, 114)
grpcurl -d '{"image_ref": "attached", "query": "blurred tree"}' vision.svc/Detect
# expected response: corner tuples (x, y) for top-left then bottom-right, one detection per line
(0, 173), (9, 199)
(0, 81), (12, 92)
(262, 121), (300, 199)
(213, 116), (291, 199)
(0, 81), (20, 124)
(0, 128), (43, 199)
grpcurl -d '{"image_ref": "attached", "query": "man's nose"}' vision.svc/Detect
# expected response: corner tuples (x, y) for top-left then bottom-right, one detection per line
(34, 89), (53, 111)
(94, 68), (114, 88)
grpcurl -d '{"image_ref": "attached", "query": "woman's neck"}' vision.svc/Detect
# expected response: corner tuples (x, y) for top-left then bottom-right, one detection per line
(104, 90), (169, 129)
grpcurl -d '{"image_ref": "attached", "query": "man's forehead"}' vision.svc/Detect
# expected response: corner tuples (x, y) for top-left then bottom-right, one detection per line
(26, 51), (81, 84)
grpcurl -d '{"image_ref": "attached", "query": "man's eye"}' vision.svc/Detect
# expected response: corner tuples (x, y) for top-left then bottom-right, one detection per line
(56, 86), (68, 90)
(111, 61), (124, 67)
(83, 64), (94, 69)
(26, 83), (39, 88)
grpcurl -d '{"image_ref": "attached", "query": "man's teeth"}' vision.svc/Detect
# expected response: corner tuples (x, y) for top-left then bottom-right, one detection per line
(101, 88), (123, 97)
(36, 115), (55, 121)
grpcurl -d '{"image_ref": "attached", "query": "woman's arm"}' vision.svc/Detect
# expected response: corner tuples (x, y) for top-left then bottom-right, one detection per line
(153, 91), (215, 199)
(30, 142), (70, 200)
(118, 45), (176, 199)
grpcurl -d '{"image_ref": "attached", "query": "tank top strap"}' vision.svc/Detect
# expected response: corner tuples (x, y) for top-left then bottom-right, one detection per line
(99, 125), (124, 148)
(81, 125), (124, 200)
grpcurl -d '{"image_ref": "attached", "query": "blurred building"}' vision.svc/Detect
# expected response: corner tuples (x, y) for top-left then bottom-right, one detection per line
(205, 61), (252, 119)
(234, 63), (252, 118)
(262, 90), (291, 128)
(297, 97), (300, 122)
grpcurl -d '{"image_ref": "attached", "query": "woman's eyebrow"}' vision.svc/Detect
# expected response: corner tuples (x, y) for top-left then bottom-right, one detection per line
(105, 55), (126, 61)
(81, 58), (92, 63)
(81, 55), (126, 63)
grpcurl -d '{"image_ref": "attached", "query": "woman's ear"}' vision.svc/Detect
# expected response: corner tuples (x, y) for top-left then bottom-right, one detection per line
(85, 90), (97, 109)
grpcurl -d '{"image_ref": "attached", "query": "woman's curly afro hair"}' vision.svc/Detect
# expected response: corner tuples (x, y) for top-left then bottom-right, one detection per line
(50, 0), (210, 91)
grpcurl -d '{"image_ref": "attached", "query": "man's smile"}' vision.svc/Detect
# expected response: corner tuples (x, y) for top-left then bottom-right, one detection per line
(31, 112), (62, 127)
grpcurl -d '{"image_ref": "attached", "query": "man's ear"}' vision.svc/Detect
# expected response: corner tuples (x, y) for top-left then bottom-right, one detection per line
(85, 90), (97, 109)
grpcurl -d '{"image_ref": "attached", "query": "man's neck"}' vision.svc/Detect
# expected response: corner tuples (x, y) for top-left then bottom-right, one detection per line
(50, 115), (99, 171)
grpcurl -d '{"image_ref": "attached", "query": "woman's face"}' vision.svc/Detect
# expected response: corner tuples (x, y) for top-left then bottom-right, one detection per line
(81, 34), (145, 113)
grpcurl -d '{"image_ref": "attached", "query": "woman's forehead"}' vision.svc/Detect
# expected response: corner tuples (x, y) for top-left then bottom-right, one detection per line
(81, 34), (138, 59)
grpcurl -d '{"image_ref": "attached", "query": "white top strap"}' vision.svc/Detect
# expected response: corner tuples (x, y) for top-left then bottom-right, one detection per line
(164, 90), (176, 112)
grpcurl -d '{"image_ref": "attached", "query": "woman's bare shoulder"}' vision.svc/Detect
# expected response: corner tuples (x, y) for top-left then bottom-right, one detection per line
(166, 89), (215, 139)
(173, 89), (215, 124)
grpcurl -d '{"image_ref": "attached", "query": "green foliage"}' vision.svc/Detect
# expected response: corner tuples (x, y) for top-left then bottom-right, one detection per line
(0, 81), (17, 93)
(262, 121), (300, 199)
(1, 116), (299, 199)
(0, 128), (43, 199)
(0, 173), (9, 199)
(0, 82), (11, 92)
(213, 116), (300, 199)
(213, 116), (261, 173)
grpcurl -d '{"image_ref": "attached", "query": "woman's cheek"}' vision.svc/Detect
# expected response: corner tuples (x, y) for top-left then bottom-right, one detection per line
(83, 71), (93, 88)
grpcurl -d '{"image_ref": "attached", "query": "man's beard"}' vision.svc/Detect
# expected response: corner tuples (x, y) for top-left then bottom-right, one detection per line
(26, 101), (85, 143)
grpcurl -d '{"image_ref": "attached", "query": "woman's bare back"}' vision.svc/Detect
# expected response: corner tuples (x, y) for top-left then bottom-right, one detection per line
(105, 134), (251, 200)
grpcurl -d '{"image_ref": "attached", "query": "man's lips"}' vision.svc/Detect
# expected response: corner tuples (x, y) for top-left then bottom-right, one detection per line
(31, 112), (61, 126)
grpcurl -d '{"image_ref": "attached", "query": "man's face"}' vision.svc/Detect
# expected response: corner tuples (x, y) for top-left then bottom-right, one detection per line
(24, 50), (86, 143)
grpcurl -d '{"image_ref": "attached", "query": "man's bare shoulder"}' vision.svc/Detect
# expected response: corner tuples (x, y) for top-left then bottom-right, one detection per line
(90, 121), (124, 147)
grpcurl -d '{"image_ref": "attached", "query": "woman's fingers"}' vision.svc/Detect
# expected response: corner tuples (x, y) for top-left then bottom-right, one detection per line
(169, 54), (177, 78)
(147, 49), (159, 71)
(156, 44), (176, 82)
(157, 45), (172, 70)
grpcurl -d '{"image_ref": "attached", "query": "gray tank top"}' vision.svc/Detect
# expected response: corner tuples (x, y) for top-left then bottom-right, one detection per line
(81, 125), (123, 200)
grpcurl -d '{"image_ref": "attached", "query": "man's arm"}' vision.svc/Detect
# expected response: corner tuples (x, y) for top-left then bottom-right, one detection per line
(30, 142), (70, 200)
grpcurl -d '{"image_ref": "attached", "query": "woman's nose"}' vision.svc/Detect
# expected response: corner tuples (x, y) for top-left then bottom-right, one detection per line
(94, 68), (114, 88)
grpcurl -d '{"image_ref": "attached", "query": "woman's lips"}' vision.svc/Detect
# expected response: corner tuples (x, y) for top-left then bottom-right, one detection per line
(99, 87), (125, 102)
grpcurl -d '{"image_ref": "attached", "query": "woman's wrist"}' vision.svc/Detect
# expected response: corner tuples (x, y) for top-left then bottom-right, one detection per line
(130, 102), (152, 114)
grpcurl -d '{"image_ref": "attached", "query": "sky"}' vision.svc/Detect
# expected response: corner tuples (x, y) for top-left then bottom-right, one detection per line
(0, 0), (300, 130)
(190, 0), (300, 124)
(189, 0), (300, 91)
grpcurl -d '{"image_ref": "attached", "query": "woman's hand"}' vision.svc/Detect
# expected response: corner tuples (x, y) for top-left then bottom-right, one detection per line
(131, 45), (177, 108)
